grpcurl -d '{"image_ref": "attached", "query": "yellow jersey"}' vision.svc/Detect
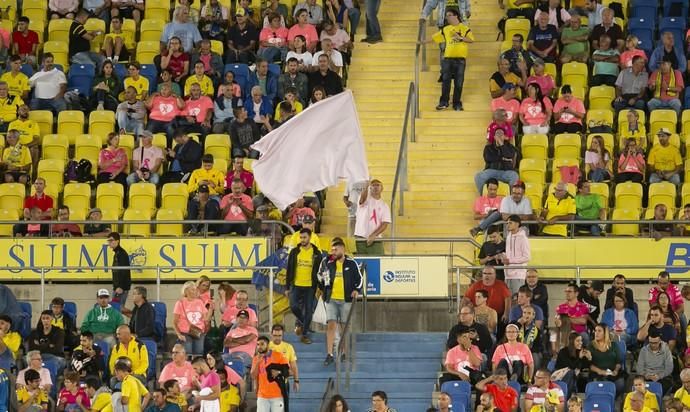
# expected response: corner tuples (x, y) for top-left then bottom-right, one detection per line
(2, 331), (21, 359)
(331, 260), (345, 301)
(0, 95), (22, 123)
(648, 144), (682, 173)
(8, 118), (40, 145)
(623, 391), (658, 412)
(16, 387), (49, 410)
(187, 167), (226, 195)
(184, 75), (215, 97)
(676, 387), (690, 407)
(2, 144), (31, 168)
(269, 340), (297, 364)
(432, 23), (473, 59)
(274, 100), (303, 122)
(92, 391), (113, 412)
(542, 194), (576, 237)
(124, 76), (150, 100)
(219, 386), (240, 409)
(0, 72), (30, 97)
(286, 231), (321, 250)
(121, 375), (149, 412)
(294, 246), (314, 287)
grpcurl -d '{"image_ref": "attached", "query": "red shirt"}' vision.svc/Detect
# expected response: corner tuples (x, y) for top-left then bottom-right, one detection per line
(464, 280), (511, 316)
(484, 383), (518, 412)
(12, 30), (39, 55)
(165, 52), (190, 78)
(24, 193), (53, 219)
(225, 169), (254, 192)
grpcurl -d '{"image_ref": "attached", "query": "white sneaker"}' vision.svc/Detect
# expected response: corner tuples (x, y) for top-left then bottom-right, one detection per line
(96, 103), (104, 111)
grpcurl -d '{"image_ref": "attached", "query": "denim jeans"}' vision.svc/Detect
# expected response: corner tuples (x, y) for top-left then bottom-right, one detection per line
(31, 97), (66, 115)
(648, 98), (682, 115)
(575, 215), (601, 236)
(477, 210), (502, 231)
(180, 333), (205, 355)
(71, 51), (106, 69)
(474, 169), (519, 194)
(440, 57), (466, 106)
(116, 111), (145, 137)
(257, 46), (287, 63)
(364, 0), (382, 39)
(257, 397), (284, 412)
(347, 7), (360, 36)
(126, 172), (160, 186)
(289, 286), (315, 337)
(649, 172), (681, 186)
(146, 119), (176, 146)
(588, 168), (610, 182)
(613, 97), (646, 112)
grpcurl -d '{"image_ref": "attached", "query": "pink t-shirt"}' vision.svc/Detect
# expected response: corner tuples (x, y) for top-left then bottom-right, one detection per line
(0, 29), (10, 50)
(491, 342), (534, 366)
(150, 96), (181, 122)
(173, 298), (208, 334)
(58, 388), (91, 410)
(260, 27), (289, 47)
(520, 97), (553, 126)
(99, 148), (128, 175)
(553, 97), (585, 125)
(556, 301), (590, 333)
(287, 24), (318, 46)
(445, 345), (482, 376)
(221, 305), (258, 326)
(473, 196), (503, 216)
(185, 96), (214, 123)
(620, 49), (647, 68)
(526, 74), (556, 97)
(158, 361), (197, 391)
(220, 193), (254, 221)
(486, 121), (514, 144)
(200, 370), (221, 391)
(491, 97), (520, 125)
(649, 284), (684, 311)
(618, 153), (645, 174)
(226, 325), (258, 357)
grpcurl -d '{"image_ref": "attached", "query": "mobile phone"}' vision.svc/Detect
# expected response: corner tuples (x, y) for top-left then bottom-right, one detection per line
(210, 289), (215, 298)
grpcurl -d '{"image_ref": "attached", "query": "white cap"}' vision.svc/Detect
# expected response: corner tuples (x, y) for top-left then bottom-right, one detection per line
(97, 289), (110, 297)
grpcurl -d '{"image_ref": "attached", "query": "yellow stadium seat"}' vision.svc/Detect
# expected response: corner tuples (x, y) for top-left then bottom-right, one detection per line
(37, 159), (65, 192)
(123, 208), (152, 237)
(611, 208), (640, 236)
(27, 18), (46, 42)
(140, 19), (165, 42)
(153, 133), (168, 150)
(118, 134), (134, 173)
(648, 182), (677, 212)
(28, 110), (53, 137)
(0, 209), (17, 236)
(504, 18), (531, 43)
(681, 110), (690, 139)
(553, 133), (582, 159)
(63, 183), (92, 216)
(551, 158), (580, 182)
(22, 0), (46, 14)
(213, 158), (228, 174)
(0, 0), (16, 20)
(519, 158), (546, 184)
(643, 206), (672, 220)
(557, 85), (585, 100)
(85, 19), (106, 52)
(136, 41), (160, 65)
(482, 181), (510, 197)
(155, 208), (183, 236)
(41, 134), (69, 162)
(586, 109), (614, 133)
(530, 63), (557, 80)
(520, 134), (548, 160)
(589, 182), (610, 208)
(243, 158), (254, 172)
(561, 62), (589, 90)
(210, 40), (224, 57)
(89, 111), (116, 143)
(525, 182), (543, 214)
(685, 160), (690, 184)
(43, 41), (69, 69)
(651, 132), (681, 149)
(649, 109), (678, 136)
(48, 18), (71, 42)
(0, 183), (26, 215)
(129, 182), (157, 215)
(161, 183), (189, 214)
(58, 111), (86, 144)
(586, 133), (615, 156)
(682, 183), (690, 206)
(74, 134), (102, 173)
(204, 134), (231, 161)
(588, 85), (616, 111)
(96, 182), (124, 217)
(615, 182), (643, 210)
(144, 0), (170, 21)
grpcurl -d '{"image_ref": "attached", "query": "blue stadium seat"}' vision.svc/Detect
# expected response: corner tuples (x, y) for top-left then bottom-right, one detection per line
(42, 357), (59, 399)
(628, 17), (655, 53)
(584, 397), (613, 412)
(664, 0), (688, 17)
(586, 381), (616, 404)
(508, 380), (521, 410)
(555, 380), (567, 397)
(440, 381), (471, 412)
(114, 63), (127, 81)
(645, 381), (663, 409)
(142, 339), (157, 381)
(19, 64), (34, 77)
(224, 63), (249, 93)
(17, 301), (32, 339)
(139, 64), (158, 94)
(150, 301), (167, 342)
(63, 301), (77, 321)
(658, 17), (686, 49)
(95, 339), (110, 380)
(268, 63), (280, 78)
(110, 301), (121, 312)
(547, 358), (556, 372)
(225, 358), (244, 378)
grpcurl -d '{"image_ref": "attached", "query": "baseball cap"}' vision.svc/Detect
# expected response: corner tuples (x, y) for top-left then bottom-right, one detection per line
(97, 289), (110, 297)
(590, 280), (604, 292)
(235, 7), (246, 16)
(88, 207), (102, 216)
(502, 82), (516, 90)
(140, 130), (153, 139)
(198, 184), (210, 193)
(237, 309), (249, 318)
(657, 128), (672, 136)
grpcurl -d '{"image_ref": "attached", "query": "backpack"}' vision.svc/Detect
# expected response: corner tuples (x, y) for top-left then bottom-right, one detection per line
(64, 160), (79, 183)
(497, 16), (508, 41)
(76, 159), (93, 183)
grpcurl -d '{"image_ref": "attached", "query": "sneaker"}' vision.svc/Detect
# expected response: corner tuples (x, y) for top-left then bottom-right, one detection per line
(323, 353), (334, 366)
(96, 103), (104, 111)
(436, 103), (448, 111)
(453, 103), (463, 111)
(469, 227), (479, 237)
(361, 36), (382, 44)
(300, 335), (312, 344)
(437, 74), (443, 83)
(340, 353), (346, 362)
(295, 326), (303, 336)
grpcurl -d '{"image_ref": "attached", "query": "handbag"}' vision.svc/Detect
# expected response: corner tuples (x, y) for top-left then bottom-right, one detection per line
(182, 301), (203, 339)
(312, 297), (328, 325)
(204, 316), (223, 352)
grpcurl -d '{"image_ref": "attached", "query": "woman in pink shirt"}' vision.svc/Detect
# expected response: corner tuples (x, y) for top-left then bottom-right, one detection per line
(620, 35), (647, 69)
(173, 281), (212, 355)
(146, 82), (185, 142)
(258, 13), (289, 63)
(197, 275), (214, 308)
(616, 138), (646, 183)
(288, 8), (318, 52)
(158, 343), (198, 394)
(491, 323), (534, 384)
(552, 85), (585, 134)
(217, 282), (237, 314)
(97, 133), (128, 186)
(519, 82), (552, 135)
(206, 350), (246, 393)
(526, 59), (556, 99)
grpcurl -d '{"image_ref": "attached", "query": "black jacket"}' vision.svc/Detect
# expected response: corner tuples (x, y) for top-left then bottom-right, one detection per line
(129, 301), (155, 339)
(604, 286), (635, 311)
(317, 255), (362, 303)
(447, 322), (493, 354)
(286, 244), (322, 290)
(70, 345), (104, 378)
(28, 327), (64, 357)
(112, 245), (131, 291)
(483, 143), (517, 171)
(167, 139), (203, 174)
(54, 312), (79, 347)
(308, 70), (343, 97)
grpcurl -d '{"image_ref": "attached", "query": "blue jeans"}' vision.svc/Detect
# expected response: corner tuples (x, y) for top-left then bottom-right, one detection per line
(180, 333), (205, 355)
(71, 51), (106, 69)
(116, 110), (145, 137)
(477, 210), (502, 231)
(347, 7), (360, 36)
(474, 169), (519, 194)
(289, 286), (315, 337)
(126, 172), (160, 186)
(613, 97), (646, 112)
(575, 215), (601, 236)
(31, 97), (66, 115)
(649, 172), (681, 186)
(588, 168), (610, 182)
(440, 58), (466, 106)
(364, 0), (382, 39)
(648, 98), (682, 115)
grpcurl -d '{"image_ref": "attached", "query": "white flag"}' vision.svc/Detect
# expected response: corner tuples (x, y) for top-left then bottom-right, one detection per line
(251, 90), (370, 210)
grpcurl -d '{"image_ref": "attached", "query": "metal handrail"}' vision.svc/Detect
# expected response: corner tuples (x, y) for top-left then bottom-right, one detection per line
(10, 218), (294, 231)
(318, 378), (336, 412)
(414, 9), (426, 119)
(389, 83), (417, 254)
(493, 218), (690, 239)
(334, 296), (358, 393)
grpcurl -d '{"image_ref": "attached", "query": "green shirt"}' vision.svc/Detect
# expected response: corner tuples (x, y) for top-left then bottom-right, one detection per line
(561, 26), (589, 56)
(575, 194), (602, 220)
(593, 49), (620, 76)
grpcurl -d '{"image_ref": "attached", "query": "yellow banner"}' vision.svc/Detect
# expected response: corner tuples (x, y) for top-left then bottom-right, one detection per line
(526, 238), (690, 279)
(0, 238), (269, 281)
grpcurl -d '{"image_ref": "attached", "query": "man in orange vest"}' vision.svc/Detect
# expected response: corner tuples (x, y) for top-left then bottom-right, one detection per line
(251, 336), (290, 412)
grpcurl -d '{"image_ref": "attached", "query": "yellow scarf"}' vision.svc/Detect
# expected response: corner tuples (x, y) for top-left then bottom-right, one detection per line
(655, 70), (677, 98)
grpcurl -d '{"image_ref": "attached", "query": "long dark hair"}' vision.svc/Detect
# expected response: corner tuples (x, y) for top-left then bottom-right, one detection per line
(325, 394), (350, 412)
(566, 331), (582, 358)
(527, 82), (546, 114)
(207, 350), (224, 372)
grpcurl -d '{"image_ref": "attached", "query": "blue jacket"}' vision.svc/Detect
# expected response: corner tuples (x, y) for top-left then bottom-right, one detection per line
(245, 71), (278, 104)
(243, 96), (274, 120)
(649, 44), (687, 73)
(601, 307), (638, 337)
(317, 255), (363, 303)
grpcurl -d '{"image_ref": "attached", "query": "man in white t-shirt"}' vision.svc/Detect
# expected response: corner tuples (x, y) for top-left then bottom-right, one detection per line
(127, 131), (165, 186)
(312, 38), (343, 75)
(354, 179), (391, 255)
(28, 53), (67, 115)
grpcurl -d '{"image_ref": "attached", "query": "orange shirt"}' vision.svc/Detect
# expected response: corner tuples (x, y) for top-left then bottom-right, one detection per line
(253, 350), (288, 400)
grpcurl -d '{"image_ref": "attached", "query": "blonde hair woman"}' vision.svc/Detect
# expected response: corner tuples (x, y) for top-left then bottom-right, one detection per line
(588, 323), (625, 397)
(173, 281), (212, 355)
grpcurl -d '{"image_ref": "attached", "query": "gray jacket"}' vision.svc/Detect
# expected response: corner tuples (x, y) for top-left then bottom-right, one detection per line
(635, 341), (673, 379)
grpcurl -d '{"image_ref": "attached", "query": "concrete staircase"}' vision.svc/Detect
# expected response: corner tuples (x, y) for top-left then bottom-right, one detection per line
(286, 332), (445, 411)
(319, 0), (504, 259)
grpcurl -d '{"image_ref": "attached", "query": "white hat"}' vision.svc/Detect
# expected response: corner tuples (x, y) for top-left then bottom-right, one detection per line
(97, 289), (110, 297)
